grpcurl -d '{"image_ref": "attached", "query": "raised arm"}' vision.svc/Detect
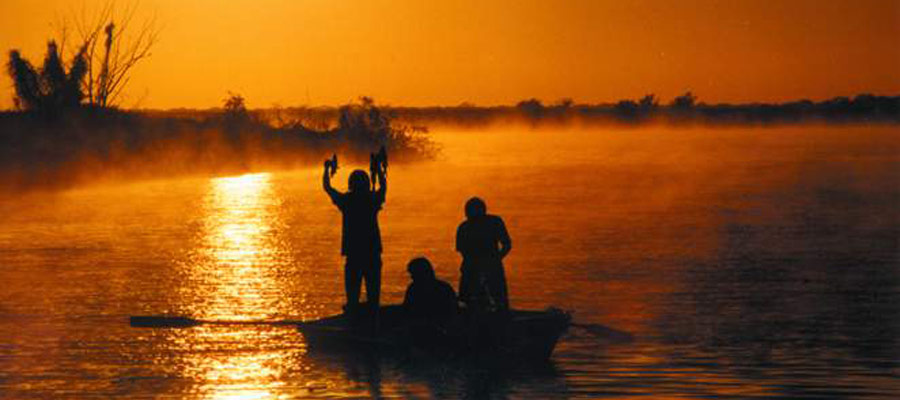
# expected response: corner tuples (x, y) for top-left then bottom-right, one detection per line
(323, 160), (341, 203)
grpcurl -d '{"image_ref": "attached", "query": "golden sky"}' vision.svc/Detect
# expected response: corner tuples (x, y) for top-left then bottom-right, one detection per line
(1, 0), (898, 109)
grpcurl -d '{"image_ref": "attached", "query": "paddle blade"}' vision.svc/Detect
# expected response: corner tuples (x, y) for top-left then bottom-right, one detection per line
(571, 323), (635, 342)
(130, 315), (201, 328)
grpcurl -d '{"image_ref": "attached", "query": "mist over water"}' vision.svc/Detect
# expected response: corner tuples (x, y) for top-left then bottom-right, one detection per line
(0, 125), (898, 398)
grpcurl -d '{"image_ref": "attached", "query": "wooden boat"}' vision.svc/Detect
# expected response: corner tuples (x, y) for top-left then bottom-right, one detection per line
(129, 305), (581, 361)
(296, 305), (571, 361)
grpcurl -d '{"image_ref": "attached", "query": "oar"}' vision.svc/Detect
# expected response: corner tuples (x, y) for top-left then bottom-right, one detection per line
(130, 315), (306, 328)
(570, 322), (635, 342)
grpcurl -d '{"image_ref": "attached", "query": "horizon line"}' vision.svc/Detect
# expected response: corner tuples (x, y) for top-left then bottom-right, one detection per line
(117, 92), (898, 112)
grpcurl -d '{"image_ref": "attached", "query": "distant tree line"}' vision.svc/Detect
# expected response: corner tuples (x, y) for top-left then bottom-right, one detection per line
(382, 92), (900, 127)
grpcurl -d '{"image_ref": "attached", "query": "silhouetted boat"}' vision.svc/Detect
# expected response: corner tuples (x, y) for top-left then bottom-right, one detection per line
(296, 305), (571, 361)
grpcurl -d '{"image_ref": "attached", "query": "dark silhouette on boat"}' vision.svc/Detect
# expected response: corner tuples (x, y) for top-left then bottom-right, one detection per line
(131, 256), (573, 361)
(295, 304), (571, 362)
(323, 151), (387, 317)
(299, 191), (572, 360)
(402, 257), (458, 324)
(456, 197), (512, 312)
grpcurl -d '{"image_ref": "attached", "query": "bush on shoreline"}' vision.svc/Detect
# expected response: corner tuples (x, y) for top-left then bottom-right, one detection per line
(0, 97), (437, 191)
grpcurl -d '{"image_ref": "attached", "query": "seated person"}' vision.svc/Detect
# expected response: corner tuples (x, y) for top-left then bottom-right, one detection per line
(403, 257), (458, 322)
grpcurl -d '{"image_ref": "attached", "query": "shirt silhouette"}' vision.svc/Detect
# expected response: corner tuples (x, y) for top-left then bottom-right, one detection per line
(332, 187), (384, 256)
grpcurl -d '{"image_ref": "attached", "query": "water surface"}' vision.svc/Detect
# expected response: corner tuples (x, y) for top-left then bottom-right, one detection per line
(1, 125), (898, 398)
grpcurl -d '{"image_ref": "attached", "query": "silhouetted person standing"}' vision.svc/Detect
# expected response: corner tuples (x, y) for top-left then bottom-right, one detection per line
(403, 257), (458, 321)
(456, 197), (512, 312)
(324, 157), (386, 315)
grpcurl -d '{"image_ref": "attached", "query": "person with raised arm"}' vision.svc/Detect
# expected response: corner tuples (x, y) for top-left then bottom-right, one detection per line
(323, 150), (387, 316)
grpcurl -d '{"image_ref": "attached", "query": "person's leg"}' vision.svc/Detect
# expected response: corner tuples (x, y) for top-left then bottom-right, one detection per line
(363, 256), (382, 309)
(495, 265), (510, 311)
(359, 256), (382, 335)
(458, 265), (471, 306)
(344, 258), (363, 312)
(486, 264), (509, 311)
(459, 263), (480, 307)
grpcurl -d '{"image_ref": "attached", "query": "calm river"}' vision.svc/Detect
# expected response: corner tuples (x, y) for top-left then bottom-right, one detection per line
(1, 125), (898, 398)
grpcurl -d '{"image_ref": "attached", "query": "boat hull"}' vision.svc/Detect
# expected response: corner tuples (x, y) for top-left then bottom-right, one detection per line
(296, 305), (571, 361)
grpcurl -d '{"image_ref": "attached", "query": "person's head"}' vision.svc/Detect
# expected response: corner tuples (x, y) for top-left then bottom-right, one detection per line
(407, 257), (436, 282)
(348, 170), (371, 193)
(464, 197), (487, 219)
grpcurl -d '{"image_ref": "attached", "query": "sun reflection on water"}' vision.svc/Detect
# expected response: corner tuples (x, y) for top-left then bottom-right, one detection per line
(181, 172), (292, 320)
(170, 173), (304, 399)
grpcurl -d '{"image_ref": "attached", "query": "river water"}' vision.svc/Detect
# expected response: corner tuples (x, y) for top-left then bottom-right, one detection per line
(0, 125), (898, 398)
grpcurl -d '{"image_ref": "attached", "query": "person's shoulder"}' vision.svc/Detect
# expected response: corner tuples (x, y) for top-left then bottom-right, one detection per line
(333, 191), (349, 206)
(404, 281), (419, 295)
(487, 214), (505, 225)
(436, 279), (456, 293)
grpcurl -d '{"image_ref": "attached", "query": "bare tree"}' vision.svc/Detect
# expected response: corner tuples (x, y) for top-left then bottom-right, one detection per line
(62, 2), (160, 108)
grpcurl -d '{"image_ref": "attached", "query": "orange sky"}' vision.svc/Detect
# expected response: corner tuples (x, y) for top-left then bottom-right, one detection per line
(1, 0), (898, 109)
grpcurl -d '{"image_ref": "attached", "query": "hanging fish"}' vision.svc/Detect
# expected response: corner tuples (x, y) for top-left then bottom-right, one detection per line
(326, 154), (338, 177)
(369, 145), (387, 189)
